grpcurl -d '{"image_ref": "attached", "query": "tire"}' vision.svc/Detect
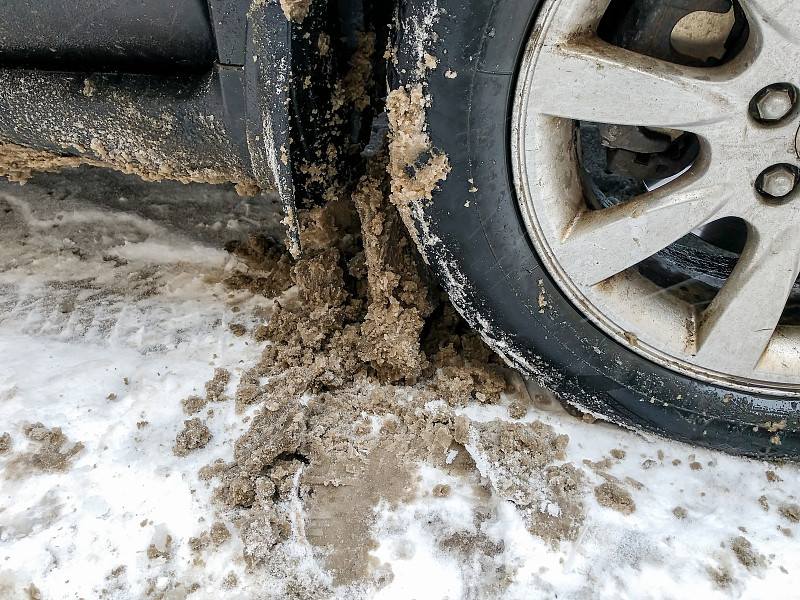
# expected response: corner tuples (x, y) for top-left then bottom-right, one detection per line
(392, 0), (800, 458)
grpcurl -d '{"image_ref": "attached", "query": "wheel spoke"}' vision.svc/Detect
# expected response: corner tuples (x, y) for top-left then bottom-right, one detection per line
(542, 0), (615, 33)
(742, 0), (800, 49)
(696, 223), (800, 372)
(527, 35), (738, 131)
(556, 176), (732, 287)
(515, 0), (800, 386)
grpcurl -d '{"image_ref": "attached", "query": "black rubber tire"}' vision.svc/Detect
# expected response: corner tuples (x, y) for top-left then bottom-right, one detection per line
(392, 0), (800, 458)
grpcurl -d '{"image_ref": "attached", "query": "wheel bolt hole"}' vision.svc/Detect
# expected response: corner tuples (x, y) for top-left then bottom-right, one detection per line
(749, 83), (798, 124)
(756, 164), (800, 200)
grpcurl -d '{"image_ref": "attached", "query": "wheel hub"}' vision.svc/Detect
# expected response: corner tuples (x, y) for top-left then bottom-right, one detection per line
(512, 0), (800, 393)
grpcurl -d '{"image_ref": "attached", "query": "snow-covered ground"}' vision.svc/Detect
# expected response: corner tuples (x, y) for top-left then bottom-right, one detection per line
(1, 169), (799, 599)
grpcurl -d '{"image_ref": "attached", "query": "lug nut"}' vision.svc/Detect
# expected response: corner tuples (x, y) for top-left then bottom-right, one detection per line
(758, 164), (797, 198)
(757, 89), (793, 121)
(752, 84), (797, 123)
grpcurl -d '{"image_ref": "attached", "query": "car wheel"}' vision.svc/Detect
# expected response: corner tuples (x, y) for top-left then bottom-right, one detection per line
(392, 0), (800, 457)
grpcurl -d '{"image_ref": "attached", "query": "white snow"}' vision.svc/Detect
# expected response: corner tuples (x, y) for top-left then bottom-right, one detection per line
(1, 172), (799, 599)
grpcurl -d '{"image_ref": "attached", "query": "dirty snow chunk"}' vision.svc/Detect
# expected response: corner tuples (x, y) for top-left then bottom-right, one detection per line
(173, 418), (212, 457)
(731, 536), (765, 569)
(229, 323), (247, 337)
(279, 0), (313, 23)
(210, 521), (231, 546)
(594, 481), (636, 515)
(205, 367), (231, 402)
(779, 503), (800, 523)
(6, 423), (84, 476)
(468, 418), (585, 544)
(181, 395), (207, 415)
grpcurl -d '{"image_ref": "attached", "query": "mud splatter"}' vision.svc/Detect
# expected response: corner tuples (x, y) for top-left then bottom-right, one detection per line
(469, 419), (585, 543)
(181, 395), (207, 415)
(594, 481), (636, 515)
(386, 84), (450, 258)
(4, 423), (84, 479)
(279, 0), (313, 23)
(730, 536), (765, 569)
(0, 140), (260, 197)
(205, 368), (231, 403)
(174, 418), (212, 457)
(200, 151), (583, 594)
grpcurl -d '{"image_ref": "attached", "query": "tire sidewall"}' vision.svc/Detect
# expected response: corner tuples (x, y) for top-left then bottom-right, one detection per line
(394, 0), (800, 457)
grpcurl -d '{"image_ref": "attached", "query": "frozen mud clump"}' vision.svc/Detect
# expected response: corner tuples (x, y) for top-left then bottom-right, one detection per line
(594, 481), (636, 515)
(224, 235), (295, 299)
(174, 419), (212, 457)
(205, 368), (231, 403)
(730, 536), (765, 569)
(229, 152), (445, 408)
(181, 395), (207, 415)
(188, 522), (231, 553)
(779, 503), (800, 523)
(201, 398), (307, 568)
(5, 423), (84, 478)
(280, 0), (313, 23)
(210, 522), (232, 546)
(229, 323), (247, 337)
(0, 141), (85, 183)
(350, 154), (437, 384)
(385, 84), (450, 256)
(469, 419), (585, 543)
(0, 432), (10, 454)
(203, 151), (578, 593)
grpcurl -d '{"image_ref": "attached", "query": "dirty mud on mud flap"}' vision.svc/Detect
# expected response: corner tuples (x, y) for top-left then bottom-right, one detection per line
(0, 0), (388, 258)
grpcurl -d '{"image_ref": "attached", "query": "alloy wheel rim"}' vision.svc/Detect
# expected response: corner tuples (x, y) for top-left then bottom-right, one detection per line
(511, 0), (800, 393)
